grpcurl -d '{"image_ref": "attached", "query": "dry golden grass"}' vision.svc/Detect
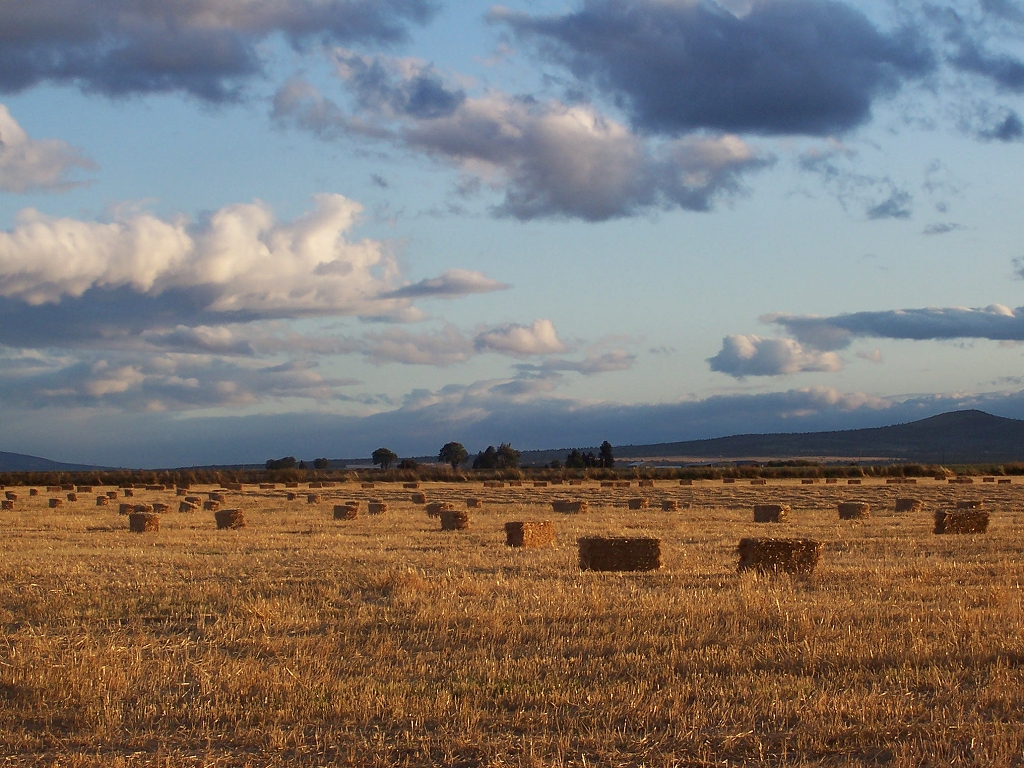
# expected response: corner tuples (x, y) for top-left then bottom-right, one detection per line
(0, 478), (1023, 766)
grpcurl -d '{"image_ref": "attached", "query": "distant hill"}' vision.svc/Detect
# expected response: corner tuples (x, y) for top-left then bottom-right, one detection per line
(519, 410), (1024, 466)
(0, 451), (107, 472)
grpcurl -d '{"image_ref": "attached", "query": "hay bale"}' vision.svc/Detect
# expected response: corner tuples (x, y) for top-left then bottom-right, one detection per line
(66, 493), (77, 502)
(306, 493), (322, 504)
(411, 492), (427, 504)
(661, 499), (679, 511)
(679, 479), (693, 486)
(61, 484), (74, 491)
(934, 509), (989, 534)
(552, 499), (588, 514)
(999, 478), (1012, 484)
(368, 501), (389, 515)
(96, 496), (110, 507)
(123, 489), (134, 497)
(309, 482), (323, 489)
(177, 484), (191, 491)
(48, 498), (63, 509)
(838, 502), (870, 520)
(551, 479), (563, 485)
(176, 489), (187, 496)
(982, 476), (995, 483)
(627, 497), (649, 510)
(29, 488), (39, 496)
(322, 482), (337, 488)
(505, 521), (555, 548)
(129, 512), (160, 533)
(334, 504), (359, 520)
(152, 503), (170, 513)
(957, 477), (975, 484)
(904, 479), (918, 484)
(615, 481), (631, 488)
(568, 480), (583, 486)
(483, 481), (504, 488)
(848, 479), (862, 485)
(600, 481), (615, 488)
(286, 492), (297, 501)
(533, 481), (548, 488)
(403, 482), (420, 489)
(119, 503), (134, 515)
(285, 483), (299, 488)
(259, 483), (276, 490)
(204, 500), (221, 512)
(753, 504), (790, 523)
(209, 492), (226, 503)
(737, 538), (821, 575)
(466, 498), (482, 508)
(956, 500), (984, 510)
(750, 479), (767, 486)
(76, 485), (93, 493)
(1, 500), (13, 511)
(224, 483), (243, 491)
(895, 498), (923, 513)
(825, 478), (838, 485)
(133, 504), (155, 514)
(184, 496), (202, 504)
(425, 501), (455, 517)
(934, 475), (948, 481)
(361, 483), (375, 489)
(215, 508), (246, 530)
(578, 537), (662, 572)
(801, 479), (816, 485)
(145, 485), (165, 491)
(723, 478), (735, 484)
(508, 480), (523, 487)
(440, 510), (470, 530)
(46, 485), (61, 492)
(178, 501), (199, 513)
(639, 480), (655, 488)
(4, 491), (17, 501)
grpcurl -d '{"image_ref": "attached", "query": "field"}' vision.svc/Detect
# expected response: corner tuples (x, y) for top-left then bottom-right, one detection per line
(1, 478), (1022, 766)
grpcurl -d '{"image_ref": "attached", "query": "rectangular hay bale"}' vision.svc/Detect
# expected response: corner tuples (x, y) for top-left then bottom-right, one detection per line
(737, 538), (821, 575)
(895, 498), (923, 513)
(504, 521), (555, 547)
(552, 499), (588, 514)
(934, 509), (989, 534)
(627, 497), (649, 510)
(753, 503), (790, 523)
(838, 502), (870, 519)
(578, 537), (662, 572)
(440, 510), (470, 530)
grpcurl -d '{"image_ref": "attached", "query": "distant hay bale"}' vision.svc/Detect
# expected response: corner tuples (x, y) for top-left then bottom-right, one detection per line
(440, 510), (470, 530)
(750, 479), (767, 486)
(983, 477), (995, 483)
(600, 481), (615, 488)
(123, 489), (134, 497)
(1, 500), (13, 511)
(737, 538), (821, 576)
(204, 500), (221, 512)
(178, 501), (199, 513)
(825, 478), (838, 485)
(533, 481), (548, 488)
(508, 480), (523, 487)
(176, 483), (191, 491)
(29, 489), (39, 496)
(838, 502), (870, 520)
(934, 475), (947, 481)
(129, 512), (160, 533)
(403, 482), (420, 489)
(956, 500), (984, 510)
(47, 485), (61, 492)
(368, 500), (389, 515)
(66, 493), (77, 502)
(847, 479), (862, 485)
(466, 497), (482, 508)
(552, 499), (588, 514)
(411, 492), (427, 504)
(224, 483), (243, 491)
(551, 479), (563, 485)
(483, 481), (504, 488)
(425, 501), (455, 517)
(568, 480), (583, 486)
(679, 479), (693, 486)
(322, 482), (337, 488)
(133, 504), (155, 514)
(184, 496), (202, 504)
(209, 492), (226, 503)
(723, 478), (735, 484)
(215, 508), (246, 529)
(661, 499), (679, 511)
(361, 483), (375, 489)
(578, 537), (662, 572)
(753, 504), (790, 523)
(259, 483), (276, 490)
(286, 492), (297, 501)
(96, 496), (110, 507)
(999, 478), (1012, 484)
(145, 485), (165, 491)
(48, 498), (63, 509)
(76, 486), (93, 493)
(309, 482), (323, 489)
(934, 509), (989, 534)
(904, 479), (918, 484)
(639, 480), (654, 488)
(119, 503), (134, 515)
(334, 503), (359, 520)
(61, 484), (74, 491)
(306, 493), (322, 504)
(505, 521), (555, 547)
(956, 477), (975, 484)
(801, 479), (816, 485)
(895, 498), (923, 513)
(615, 481), (631, 488)
(152, 503), (170, 513)
(285, 483), (299, 488)
(886, 478), (902, 485)
(627, 497), (649, 510)
(176, 489), (187, 496)
(5, 491), (17, 501)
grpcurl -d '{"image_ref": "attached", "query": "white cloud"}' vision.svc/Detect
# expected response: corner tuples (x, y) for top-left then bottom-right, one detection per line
(708, 334), (844, 378)
(0, 104), (95, 193)
(474, 319), (567, 356)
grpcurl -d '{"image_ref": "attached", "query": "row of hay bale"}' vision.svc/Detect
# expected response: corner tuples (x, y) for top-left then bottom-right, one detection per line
(750, 498), (990, 533)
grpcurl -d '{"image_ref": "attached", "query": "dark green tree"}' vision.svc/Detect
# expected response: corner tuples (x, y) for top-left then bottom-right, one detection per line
(266, 456), (297, 470)
(473, 446), (498, 469)
(438, 441), (469, 469)
(398, 458), (418, 469)
(496, 443), (521, 469)
(599, 441), (615, 468)
(313, 457), (329, 469)
(565, 448), (585, 469)
(371, 448), (398, 470)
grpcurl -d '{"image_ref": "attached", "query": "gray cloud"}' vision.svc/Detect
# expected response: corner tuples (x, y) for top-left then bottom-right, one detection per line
(766, 304), (1024, 350)
(798, 142), (914, 220)
(0, 0), (436, 101)
(493, 0), (934, 137)
(516, 349), (636, 376)
(0, 104), (95, 192)
(384, 269), (510, 299)
(708, 334), (844, 378)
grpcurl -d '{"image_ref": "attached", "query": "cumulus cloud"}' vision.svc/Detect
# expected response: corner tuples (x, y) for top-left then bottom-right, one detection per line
(0, 104), (94, 192)
(273, 60), (773, 221)
(708, 334), (844, 378)
(0, 0), (436, 101)
(767, 304), (1024, 349)
(493, 0), (934, 136)
(474, 319), (568, 356)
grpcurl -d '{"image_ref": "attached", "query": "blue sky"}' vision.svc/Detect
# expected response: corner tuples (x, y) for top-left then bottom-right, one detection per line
(2, 0), (1024, 467)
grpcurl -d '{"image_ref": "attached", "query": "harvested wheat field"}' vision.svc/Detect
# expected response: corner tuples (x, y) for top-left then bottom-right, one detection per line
(0, 477), (1023, 766)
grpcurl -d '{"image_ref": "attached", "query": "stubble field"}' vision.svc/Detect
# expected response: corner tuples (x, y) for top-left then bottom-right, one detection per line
(0, 477), (1022, 766)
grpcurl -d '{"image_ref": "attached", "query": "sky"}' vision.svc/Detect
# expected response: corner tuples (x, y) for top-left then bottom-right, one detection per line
(2, 0), (1024, 467)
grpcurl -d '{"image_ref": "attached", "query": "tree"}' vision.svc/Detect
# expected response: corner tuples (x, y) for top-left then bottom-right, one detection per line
(565, 448), (585, 469)
(599, 441), (615, 468)
(313, 457), (329, 469)
(473, 446), (498, 469)
(398, 458), (418, 469)
(439, 441), (469, 469)
(372, 448), (398, 470)
(266, 456), (296, 470)
(496, 443), (521, 469)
